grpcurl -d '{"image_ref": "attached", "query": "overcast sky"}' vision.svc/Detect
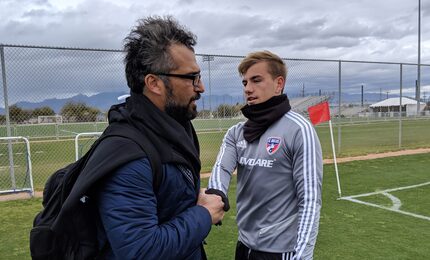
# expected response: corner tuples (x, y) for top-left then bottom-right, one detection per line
(2, 0), (429, 62)
(1, 0), (430, 104)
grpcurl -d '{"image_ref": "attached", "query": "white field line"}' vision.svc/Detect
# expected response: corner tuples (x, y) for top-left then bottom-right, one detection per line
(342, 197), (430, 221)
(382, 192), (401, 210)
(0, 165), (21, 171)
(0, 151), (44, 156)
(342, 181), (430, 199)
(340, 181), (430, 221)
(60, 129), (79, 134)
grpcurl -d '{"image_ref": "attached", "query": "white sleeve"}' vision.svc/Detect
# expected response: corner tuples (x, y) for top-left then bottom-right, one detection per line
(291, 120), (323, 260)
(208, 126), (238, 196)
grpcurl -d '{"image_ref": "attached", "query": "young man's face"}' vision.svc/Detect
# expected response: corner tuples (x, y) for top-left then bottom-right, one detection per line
(241, 61), (284, 105)
(163, 44), (205, 121)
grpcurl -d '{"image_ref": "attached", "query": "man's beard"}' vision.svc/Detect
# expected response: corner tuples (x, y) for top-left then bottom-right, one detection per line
(164, 84), (200, 123)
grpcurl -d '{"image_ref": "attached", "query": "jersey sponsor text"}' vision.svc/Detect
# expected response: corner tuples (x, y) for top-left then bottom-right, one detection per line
(239, 157), (274, 168)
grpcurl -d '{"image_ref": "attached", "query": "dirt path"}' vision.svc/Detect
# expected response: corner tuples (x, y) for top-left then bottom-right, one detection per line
(320, 147), (430, 164)
(1, 148), (429, 201)
(0, 191), (41, 202)
(199, 148), (430, 178)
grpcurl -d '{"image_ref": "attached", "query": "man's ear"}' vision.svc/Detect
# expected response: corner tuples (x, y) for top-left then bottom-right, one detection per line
(275, 76), (285, 94)
(144, 74), (163, 95)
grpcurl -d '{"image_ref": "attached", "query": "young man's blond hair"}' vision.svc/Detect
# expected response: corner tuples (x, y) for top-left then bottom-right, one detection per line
(238, 50), (287, 80)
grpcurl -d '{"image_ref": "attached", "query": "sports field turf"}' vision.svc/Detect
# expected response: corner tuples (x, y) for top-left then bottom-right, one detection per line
(1, 152), (429, 259)
(1, 117), (429, 191)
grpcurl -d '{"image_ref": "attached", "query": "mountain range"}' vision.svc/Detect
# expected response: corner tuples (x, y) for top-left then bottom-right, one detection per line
(0, 91), (244, 114)
(0, 91), (412, 115)
(13, 92), (129, 114)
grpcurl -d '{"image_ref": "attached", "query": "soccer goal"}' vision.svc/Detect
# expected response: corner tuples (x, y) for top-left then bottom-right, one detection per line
(0, 136), (34, 197)
(74, 132), (102, 161)
(37, 115), (63, 124)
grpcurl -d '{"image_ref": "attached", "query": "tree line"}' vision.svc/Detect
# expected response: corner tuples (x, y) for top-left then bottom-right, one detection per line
(0, 102), (245, 124)
(198, 103), (243, 118)
(0, 102), (102, 124)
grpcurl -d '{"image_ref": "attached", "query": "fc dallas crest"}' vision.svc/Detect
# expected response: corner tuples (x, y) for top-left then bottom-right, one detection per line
(266, 137), (281, 155)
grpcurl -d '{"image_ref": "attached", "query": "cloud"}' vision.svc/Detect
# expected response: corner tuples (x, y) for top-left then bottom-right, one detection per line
(1, 0), (430, 106)
(1, 0), (428, 62)
(22, 8), (54, 18)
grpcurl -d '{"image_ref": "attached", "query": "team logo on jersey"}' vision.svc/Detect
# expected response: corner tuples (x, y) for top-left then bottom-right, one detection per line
(266, 137), (281, 155)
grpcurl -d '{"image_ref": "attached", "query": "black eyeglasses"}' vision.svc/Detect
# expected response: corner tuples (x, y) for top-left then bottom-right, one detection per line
(157, 73), (201, 87)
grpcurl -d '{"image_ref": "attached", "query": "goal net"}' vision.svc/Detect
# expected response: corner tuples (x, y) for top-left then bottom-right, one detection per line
(0, 137), (34, 196)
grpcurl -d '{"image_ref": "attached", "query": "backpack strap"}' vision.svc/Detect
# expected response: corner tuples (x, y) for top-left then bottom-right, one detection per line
(94, 124), (163, 259)
(79, 123), (163, 259)
(58, 121), (163, 211)
(100, 123), (163, 192)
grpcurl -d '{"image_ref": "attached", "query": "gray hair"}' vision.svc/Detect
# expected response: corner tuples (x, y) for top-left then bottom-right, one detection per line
(124, 16), (197, 93)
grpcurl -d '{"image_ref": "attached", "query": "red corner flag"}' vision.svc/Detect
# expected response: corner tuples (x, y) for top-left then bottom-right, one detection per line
(308, 101), (330, 125)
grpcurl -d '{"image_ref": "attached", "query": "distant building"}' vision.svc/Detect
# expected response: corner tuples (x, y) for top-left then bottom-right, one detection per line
(290, 95), (330, 114)
(369, 97), (425, 116)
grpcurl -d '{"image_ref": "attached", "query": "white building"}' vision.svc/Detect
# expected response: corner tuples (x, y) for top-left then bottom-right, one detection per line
(369, 97), (426, 116)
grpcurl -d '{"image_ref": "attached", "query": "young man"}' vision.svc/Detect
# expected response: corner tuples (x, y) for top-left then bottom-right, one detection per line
(208, 51), (323, 260)
(95, 16), (225, 259)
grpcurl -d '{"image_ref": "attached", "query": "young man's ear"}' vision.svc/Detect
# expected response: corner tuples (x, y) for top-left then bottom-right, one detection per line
(275, 76), (285, 94)
(144, 74), (163, 95)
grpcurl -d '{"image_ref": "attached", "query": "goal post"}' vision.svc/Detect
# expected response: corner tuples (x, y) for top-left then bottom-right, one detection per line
(0, 136), (34, 197)
(74, 132), (102, 161)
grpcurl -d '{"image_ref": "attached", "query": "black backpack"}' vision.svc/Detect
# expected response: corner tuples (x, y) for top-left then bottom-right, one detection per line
(29, 122), (162, 260)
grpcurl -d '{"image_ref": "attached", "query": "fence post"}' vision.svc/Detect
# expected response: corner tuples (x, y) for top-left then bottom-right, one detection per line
(203, 55), (214, 115)
(417, 0), (421, 115)
(1, 44), (16, 189)
(337, 60), (342, 154)
(399, 64), (403, 148)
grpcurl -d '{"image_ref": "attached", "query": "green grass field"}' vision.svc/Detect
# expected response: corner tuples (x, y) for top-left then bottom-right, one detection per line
(1, 153), (429, 259)
(0, 117), (429, 191)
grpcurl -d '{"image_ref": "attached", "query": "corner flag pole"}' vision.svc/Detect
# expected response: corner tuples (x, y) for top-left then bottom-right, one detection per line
(328, 119), (342, 198)
(308, 101), (342, 198)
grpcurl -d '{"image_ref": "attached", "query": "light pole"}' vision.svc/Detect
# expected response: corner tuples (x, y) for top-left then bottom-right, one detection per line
(202, 55), (214, 116)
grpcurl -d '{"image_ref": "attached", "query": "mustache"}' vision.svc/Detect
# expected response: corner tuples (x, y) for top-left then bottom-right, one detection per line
(190, 93), (201, 102)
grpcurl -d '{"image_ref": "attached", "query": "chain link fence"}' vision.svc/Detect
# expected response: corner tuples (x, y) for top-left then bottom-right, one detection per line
(1, 44), (429, 191)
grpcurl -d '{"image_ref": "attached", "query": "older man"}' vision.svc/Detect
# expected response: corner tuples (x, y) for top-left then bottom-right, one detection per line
(96, 16), (225, 259)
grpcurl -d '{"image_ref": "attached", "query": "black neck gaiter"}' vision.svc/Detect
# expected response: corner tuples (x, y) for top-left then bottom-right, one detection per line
(241, 94), (291, 143)
(108, 93), (201, 183)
